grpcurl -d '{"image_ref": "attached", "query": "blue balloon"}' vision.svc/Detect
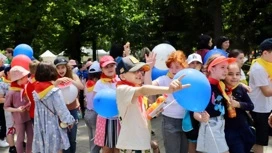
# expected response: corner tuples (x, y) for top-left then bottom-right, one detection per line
(14, 44), (33, 59)
(203, 49), (228, 64)
(93, 88), (118, 118)
(172, 68), (211, 112)
(151, 67), (168, 80)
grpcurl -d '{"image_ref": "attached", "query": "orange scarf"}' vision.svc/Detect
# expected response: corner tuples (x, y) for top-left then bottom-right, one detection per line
(100, 73), (117, 83)
(86, 80), (95, 92)
(34, 81), (54, 99)
(167, 72), (174, 79)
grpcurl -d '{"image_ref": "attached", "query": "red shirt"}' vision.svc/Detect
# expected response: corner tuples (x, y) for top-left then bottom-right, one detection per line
(25, 78), (36, 119)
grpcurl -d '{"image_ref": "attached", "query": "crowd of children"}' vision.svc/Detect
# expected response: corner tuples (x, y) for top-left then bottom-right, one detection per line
(0, 38), (271, 153)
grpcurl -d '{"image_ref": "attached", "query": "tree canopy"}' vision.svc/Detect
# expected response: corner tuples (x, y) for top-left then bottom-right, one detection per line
(0, 0), (271, 61)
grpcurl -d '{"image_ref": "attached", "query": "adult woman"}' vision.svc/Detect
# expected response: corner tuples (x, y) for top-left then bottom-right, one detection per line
(196, 34), (213, 61)
(216, 36), (230, 52)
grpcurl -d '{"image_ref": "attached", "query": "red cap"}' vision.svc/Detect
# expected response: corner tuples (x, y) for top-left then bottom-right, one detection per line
(207, 56), (236, 72)
(99, 55), (116, 68)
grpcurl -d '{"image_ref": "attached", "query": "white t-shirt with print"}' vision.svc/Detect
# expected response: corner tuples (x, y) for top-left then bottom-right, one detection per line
(249, 62), (272, 113)
(116, 85), (151, 150)
(153, 76), (185, 119)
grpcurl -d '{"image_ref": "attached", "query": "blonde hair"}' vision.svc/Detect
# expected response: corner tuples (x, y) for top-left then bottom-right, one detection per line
(29, 60), (40, 75)
(203, 54), (221, 77)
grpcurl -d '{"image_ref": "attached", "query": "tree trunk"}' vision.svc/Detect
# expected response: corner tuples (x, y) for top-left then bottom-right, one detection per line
(213, 0), (223, 39)
(66, 30), (81, 62)
(92, 37), (97, 61)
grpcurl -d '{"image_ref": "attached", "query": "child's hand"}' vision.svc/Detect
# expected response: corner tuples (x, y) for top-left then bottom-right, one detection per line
(56, 77), (72, 85)
(24, 102), (31, 111)
(68, 124), (74, 131)
(123, 42), (131, 57)
(145, 52), (156, 69)
(194, 111), (210, 123)
(17, 106), (26, 112)
(268, 113), (272, 128)
(168, 75), (190, 93)
(241, 83), (252, 93)
(229, 97), (240, 108)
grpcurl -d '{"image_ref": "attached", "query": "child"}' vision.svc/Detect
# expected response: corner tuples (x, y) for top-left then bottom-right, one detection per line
(25, 60), (39, 123)
(4, 66), (33, 153)
(84, 61), (102, 153)
(182, 53), (209, 153)
(228, 49), (248, 85)
(224, 62), (255, 153)
(93, 55), (120, 153)
(151, 51), (189, 153)
(54, 57), (84, 153)
(0, 55), (9, 148)
(196, 54), (235, 153)
(32, 62), (75, 153)
(0, 66), (16, 152)
(115, 55), (189, 152)
(248, 38), (272, 153)
(187, 53), (203, 70)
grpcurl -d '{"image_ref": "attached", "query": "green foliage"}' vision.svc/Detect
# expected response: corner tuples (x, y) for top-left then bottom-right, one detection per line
(0, 0), (271, 61)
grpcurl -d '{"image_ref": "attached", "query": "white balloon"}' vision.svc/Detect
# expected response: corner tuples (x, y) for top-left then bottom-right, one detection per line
(152, 43), (176, 70)
(59, 84), (78, 104)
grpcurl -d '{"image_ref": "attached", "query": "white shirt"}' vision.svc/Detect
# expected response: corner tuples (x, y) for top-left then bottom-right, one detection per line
(240, 69), (247, 81)
(93, 79), (117, 92)
(116, 85), (151, 150)
(153, 76), (185, 119)
(249, 62), (272, 113)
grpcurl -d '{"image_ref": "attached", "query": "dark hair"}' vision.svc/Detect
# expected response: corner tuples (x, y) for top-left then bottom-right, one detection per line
(109, 43), (124, 59)
(55, 64), (73, 79)
(197, 35), (212, 50)
(260, 38), (272, 53)
(216, 36), (229, 49)
(228, 49), (244, 58)
(4, 66), (11, 76)
(6, 48), (13, 56)
(88, 72), (101, 81)
(35, 62), (58, 82)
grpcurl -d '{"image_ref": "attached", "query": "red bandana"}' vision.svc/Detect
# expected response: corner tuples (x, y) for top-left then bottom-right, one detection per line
(100, 73), (117, 83)
(208, 77), (219, 85)
(86, 80), (96, 92)
(34, 81), (54, 99)
(9, 82), (24, 91)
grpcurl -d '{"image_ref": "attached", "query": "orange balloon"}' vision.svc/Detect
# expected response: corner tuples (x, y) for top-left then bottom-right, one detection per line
(11, 55), (31, 71)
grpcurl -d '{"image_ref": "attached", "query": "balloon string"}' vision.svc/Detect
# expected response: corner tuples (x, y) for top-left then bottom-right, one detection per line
(152, 100), (175, 117)
(163, 100), (175, 110)
(207, 122), (220, 153)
